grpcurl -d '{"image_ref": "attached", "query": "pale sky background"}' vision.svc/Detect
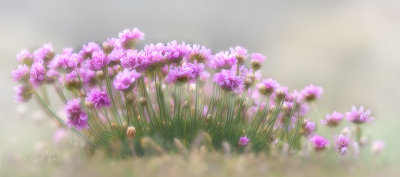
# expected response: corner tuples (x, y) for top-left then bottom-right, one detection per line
(1, 0), (399, 161)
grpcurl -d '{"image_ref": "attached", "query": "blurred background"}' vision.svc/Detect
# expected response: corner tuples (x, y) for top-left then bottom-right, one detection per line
(1, 0), (399, 172)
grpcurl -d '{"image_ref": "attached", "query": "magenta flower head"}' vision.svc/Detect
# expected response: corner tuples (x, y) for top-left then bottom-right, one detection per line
(61, 71), (81, 90)
(250, 53), (266, 70)
(12, 65), (30, 83)
(345, 106), (373, 124)
(230, 46), (248, 64)
(310, 134), (329, 151)
(86, 89), (111, 109)
(120, 49), (138, 69)
(50, 48), (81, 71)
(16, 49), (34, 65)
(14, 85), (32, 103)
(166, 62), (204, 83)
(89, 50), (109, 71)
(102, 38), (121, 54)
(108, 47), (126, 65)
(335, 134), (350, 155)
(303, 119), (316, 136)
(165, 41), (190, 63)
(113, 69), (141, 91)
(119, 28), (144, 49)
(80, 42), (101, 59)
(257, 78), (280, 96)
(29, 62), (46, 87)
(33, 43), (54, 62)
(301, 84), (323, 102)
(322, 111), (344, 127)
(65, 99), (88, 130)
(189, 44), (212, 62)
(213, 69), (244, 93)
(238, 136), (250, 146)
(209, 51), (237, 70)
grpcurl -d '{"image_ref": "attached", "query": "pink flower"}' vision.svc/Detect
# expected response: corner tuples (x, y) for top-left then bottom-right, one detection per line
(33, 43), (54, 62)
(345, 106), (373, 124)
(303, 119), (316, 136)
(251, 53), (265, 70)
(29, 62), (46, 87)
(14, 85), (32, 103)
(300, 84), (323, 101)
(89, 50), (109, 71)
(257, 78), (280, 96)
(119, 28), (144, 49)
(113, 69), (141, 91)
(120, 49), (138, 69)
(166, 62), (204, 83)
(16, 49), (34, 65)
(12, 65), (30, 83)
(86, 89), (111, 109)
(322, 111), (343, 127)
(65, 99), (88, 130)
(209, 51), (237, 70)
(189, 44), (212, 62)
(310, 134), (329, 151)
(165, 41), (190, 63)
(213, 69), (244, 93)
(80, 42), (101, 59)
(238, 136), (250, 146)
(335, 134), (350, 155)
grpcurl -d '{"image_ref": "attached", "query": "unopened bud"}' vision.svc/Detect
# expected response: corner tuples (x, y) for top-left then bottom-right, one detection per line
(85, 101), (94, 109)
(126, 126), (136, 138)
(139, 97), (147, 105)
(126, 93), (135, 103)
(251, 60), (261, 70)
(96, 71), (105, 80)
(102, 43), (114, 54)
(111, 122), (117, 129)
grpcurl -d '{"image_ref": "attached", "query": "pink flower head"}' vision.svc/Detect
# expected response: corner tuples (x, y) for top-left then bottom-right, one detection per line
(251, 53), (266, 70)
(165, 41), (190, 63)
(238, 136), (250, 146)
(310, 134), (329, 151)
(86, 89), (111, 109)
(113, 69), (141, 91)
(89, 50), (109, 71)
(12, 65), (30, 83)
(166, 62), (204, 83)
(65, 99), (88, 130)
(80, 42), (101, 59)
(33, 43), (54, 62)
(107, 47), (126, 64)
(16, 49), (34, 65)
(322, 111), (344, 127)
(136, 43), (166, 70)
(102, 38), (121, 53)
(372, 140), (385, 155)
(50, 48), (81, 70)
(335, 134), (350, 155)
(303, 119), (316, 136)
(14, 85), (32, 103)
(301, 84), (323, 101)
(257, 78), (280, 96)
(120, 49), (138, 69)
(189, 44), (212, 62)
(209, 51), (237, 70)
(119, 28), (144, 49)
(29, 62), (46, 87)
(230, 46), (248, 63)
(213, 69), (244, 93)
(345, 106), (373, 124)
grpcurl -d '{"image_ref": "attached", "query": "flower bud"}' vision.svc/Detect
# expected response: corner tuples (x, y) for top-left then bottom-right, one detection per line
(96, 71), (105, 80)
(85, 101), (94, 109)
(126, 126), (136, 138)
(251, 60), (261, 70)
(139, 97), (147, 105)
(102, 43), (114, 54)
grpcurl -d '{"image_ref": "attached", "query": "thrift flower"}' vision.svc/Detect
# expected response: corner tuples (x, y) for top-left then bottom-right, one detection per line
(301, 84), (323, 102)
(80, 42), (101, 59)
(14, 85), (32, 103)
(257, 78), (280, 96)
(113, 69), (141, 91)
(345, 106), (373, 124)
(12, 65), (30, 83)
(250, 53), (265, 70)
(166, 62), (204, 83)
(310, 134), (329, 151)
(16, 49), (34, 65)
(29, 62), (46, 87)
(230, 46), (247, 64)
(189, 44), (212, 62)
(213, 69), (244, 93)
(65, 99), (88, 130)
(371, 140), (385, 155)
(335, 134), (350, 155)
(239, 136), (250, 146)
(303, 119), (316, 136)
(89, 50), (109, 71)
(86, 89), (111, 109)
(33, 43), (54, 62)
(322, 111), (344, 127)
(165, 41), (190, 63)
(119, 28), (144, 49)
(120, 49), (138, 69)
(209, 51), (236, 70)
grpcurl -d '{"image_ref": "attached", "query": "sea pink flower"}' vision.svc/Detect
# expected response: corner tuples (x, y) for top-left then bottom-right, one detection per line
(300, 84), (323, 101)
(65, 99), (88, 130)
(209, 51), (237, 70)
(86, 89), (111, 109)
(257, 78), (280, 96)
(303, 119), (316, 136)
(345, 106), (373, 124)
(120, 49), (138, 69)
(230, 46), (248, 63)
(12, 65), (30, 83)
(189, 44), (212, 62)
(29, 62), (46, 87)
(335, 134), (350, 155)
(250, 53), (266, 70)
(89, 50), (109, 71)
(113, 69), (141, 91)
(14, 85), (32, 103)
(119, 28), (144, 49)
(33, 43), (54, 62)
(238, 136), (250, 146)
(165, 41), (190, 63)
(310, 134), (329, 151)
(166, 62), (204, 83)
(16, 49), (34, 65)
(322, 111), (344, 127)
(213, 69), (244, 93)
(80, 42), (101, 59)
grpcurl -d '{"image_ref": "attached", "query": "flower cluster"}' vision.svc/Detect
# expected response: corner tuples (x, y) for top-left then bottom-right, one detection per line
(11, 27), (380, 157)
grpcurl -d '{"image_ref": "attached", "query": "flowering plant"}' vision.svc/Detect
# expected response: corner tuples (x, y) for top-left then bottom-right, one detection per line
(12, 28), (379, 157)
